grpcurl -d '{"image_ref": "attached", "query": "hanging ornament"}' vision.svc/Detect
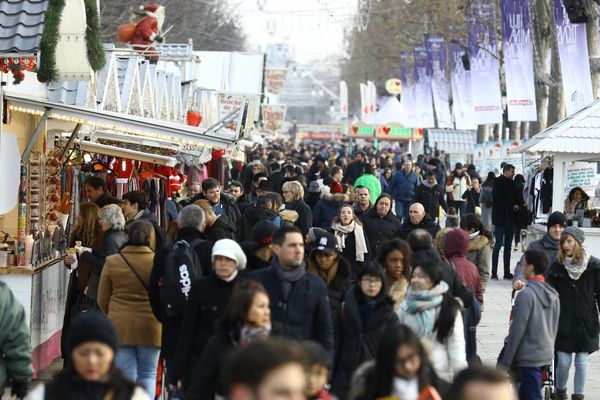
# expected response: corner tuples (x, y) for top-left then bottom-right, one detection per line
(0, 58), (37, 85)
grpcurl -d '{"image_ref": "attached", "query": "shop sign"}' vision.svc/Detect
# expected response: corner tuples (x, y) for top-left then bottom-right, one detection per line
(217, 92), (257, 138)
(265, 69), (288, 94)
(566, 162), (597, 197)
(261, 104), (287, 132)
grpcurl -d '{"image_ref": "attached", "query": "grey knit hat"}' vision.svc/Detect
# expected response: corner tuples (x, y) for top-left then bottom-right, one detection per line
(562, 226), (585, 246)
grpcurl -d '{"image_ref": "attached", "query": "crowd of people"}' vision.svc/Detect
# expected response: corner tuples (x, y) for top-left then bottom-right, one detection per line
(1, 144), (600, 400)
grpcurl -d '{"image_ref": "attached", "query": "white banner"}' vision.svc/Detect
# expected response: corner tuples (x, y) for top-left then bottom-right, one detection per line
(360, 83), (368, 121)
(339, 80), (348, 119)
(367, 80), (377, 116)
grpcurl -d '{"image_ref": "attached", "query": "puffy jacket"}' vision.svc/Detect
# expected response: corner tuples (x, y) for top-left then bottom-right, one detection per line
(313, 193), (351, 230)
(467, 234), (492, 290)
(390, 170), (420, 202)
(239, 206), (278, 241)
(309, 256), (352, 318)
(414, 183), (448, 218)
(445, 229), (484, 304)
(251, 258), (334, 354)
(547, 256), (600, 353)
(399, 214), (440, 241)
(360, 208), (401, 255)
(284, 199), (313, 236)
(0, 282), (32, 391)
(203, 216), (236, 242)
(446, 172), (471, 202)
(353, 174), (382, 205)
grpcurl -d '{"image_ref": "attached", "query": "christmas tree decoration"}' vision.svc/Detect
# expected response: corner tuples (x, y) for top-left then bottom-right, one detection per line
(0, 58), (37, 85)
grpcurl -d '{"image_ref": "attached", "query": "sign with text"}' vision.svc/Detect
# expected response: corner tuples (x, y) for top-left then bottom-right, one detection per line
(265, 69), (288, 94)
(261, 104), (287, 132)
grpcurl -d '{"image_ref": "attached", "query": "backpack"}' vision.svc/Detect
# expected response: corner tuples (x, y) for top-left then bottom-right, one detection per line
(161, 239), (206, 317)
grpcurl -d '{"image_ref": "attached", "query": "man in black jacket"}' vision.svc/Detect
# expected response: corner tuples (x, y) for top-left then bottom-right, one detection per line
(122, 190), (167, 250)
(491, 164), (519, 280)
(399, 203), (440, 240)
(250, 226), (334, 354)
(187, 178), (241, 229)
(84, 176), (120, 208)
(346, 151), (366, 186)
(414, 173), (448, 219)
(149, 205), (213, 386)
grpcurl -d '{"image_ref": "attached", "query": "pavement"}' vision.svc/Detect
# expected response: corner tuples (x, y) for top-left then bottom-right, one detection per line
(478, 247), (600, 399)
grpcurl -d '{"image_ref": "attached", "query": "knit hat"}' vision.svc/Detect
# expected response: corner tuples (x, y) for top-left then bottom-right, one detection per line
(252, 220), (279, 250)
(547, 212), (566, 230)
(308, 181), (321, 193)
(562, 226), (585, 246)
(67, 312), (118, 354)
(212, 239), (247, 270)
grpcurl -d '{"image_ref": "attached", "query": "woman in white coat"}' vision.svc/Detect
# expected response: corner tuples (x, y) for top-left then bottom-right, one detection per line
(397, 260), (467, 381)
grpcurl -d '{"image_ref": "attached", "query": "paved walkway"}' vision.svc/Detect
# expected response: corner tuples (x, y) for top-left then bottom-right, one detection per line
(478, 248), (600, 399)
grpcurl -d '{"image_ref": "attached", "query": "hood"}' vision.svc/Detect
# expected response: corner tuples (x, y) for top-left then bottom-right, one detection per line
(468, 234), (490, 252)
(445, 229), (469, 258)
(320, 192), (350, 203)
(540, 233), (559, 251)
(244, 206), (276, 224)
(527, 280), (558, 309)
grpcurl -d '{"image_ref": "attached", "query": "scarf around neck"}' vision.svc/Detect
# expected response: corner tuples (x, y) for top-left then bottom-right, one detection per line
(273, 257), (306, 300)
(401, 281), (449, 335)
(563, 248), (591, 280)
(240, 325), (271, 347)
(331, 220), (368, 262)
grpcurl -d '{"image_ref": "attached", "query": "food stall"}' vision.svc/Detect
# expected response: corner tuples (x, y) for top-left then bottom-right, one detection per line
(511, 99), (600, 257)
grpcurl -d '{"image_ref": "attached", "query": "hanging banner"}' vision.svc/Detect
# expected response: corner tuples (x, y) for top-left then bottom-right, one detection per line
(367, 80), (377, 115)
(264, 69), (288, 94)
(426, 36), (453, 128)
(360, 82), (368, 121)
(554, 0), (594, 115)
(398, 51), (412, 127)
(413, 46), (435, 128)
(261, 104), (287, 132)
(501, 0), (537, 121)
(449, 44), (477, 130)
(339, 80), (348, 119)
(468, 0), (503, 124)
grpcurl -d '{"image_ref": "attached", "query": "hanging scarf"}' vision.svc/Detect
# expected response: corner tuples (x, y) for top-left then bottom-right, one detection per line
(563, 249), (590, 281)
(273, 257), (306, 300)
(331, 220), (368, 262)
(401, 281), (449, 335)
(239, 325), (271, 347)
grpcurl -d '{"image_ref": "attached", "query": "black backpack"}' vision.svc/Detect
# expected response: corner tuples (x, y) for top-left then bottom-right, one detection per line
(161, 239), (206, 317)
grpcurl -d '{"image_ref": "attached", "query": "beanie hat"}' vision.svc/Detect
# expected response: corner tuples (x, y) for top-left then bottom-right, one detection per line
(562, 226), (585, 246)
(252, 220), (279, 250)
(212, 239), (247, 270)
(67, 312), (118, 354)
(547, 212), (566, 231)
(308, 181), (321, 193)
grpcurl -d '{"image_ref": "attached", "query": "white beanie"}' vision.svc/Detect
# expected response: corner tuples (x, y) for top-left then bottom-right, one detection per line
(211, 239), (247, 270)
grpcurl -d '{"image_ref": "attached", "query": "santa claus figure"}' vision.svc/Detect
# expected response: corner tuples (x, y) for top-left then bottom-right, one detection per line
(130, 4), (166, 62)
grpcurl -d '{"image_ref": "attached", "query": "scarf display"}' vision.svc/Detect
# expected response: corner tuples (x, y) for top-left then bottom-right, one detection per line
(402, 281), (449, 335)
(273, 257), (306, 300)
(331, 220), (368, 262)
(240, 325), (271, 347)
(563, 249), (591, 280)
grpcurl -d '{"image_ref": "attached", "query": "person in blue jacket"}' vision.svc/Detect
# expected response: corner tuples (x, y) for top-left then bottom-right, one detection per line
(390, 159), (420, 223)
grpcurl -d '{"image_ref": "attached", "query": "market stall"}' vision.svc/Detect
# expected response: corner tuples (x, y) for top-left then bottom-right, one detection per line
(511, 99), (600, 257)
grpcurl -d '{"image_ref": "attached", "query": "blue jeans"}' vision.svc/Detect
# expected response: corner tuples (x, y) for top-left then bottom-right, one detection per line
(395, 200), (411, 224)
(519, 367), (543, 400)
(116, 345), (161, 397)
(450, 200), (467, 218)
(492, 222), (516, 277)
(556, 351), (588, 395)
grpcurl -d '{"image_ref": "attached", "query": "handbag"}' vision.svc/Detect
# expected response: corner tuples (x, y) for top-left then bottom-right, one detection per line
(120, 254), (150, 292)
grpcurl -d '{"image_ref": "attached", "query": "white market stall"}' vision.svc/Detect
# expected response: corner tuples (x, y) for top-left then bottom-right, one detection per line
(512, 99), (600, 257)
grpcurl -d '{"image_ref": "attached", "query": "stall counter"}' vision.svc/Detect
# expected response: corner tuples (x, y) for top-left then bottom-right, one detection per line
(0, 258), (69, 375)
(527, 224), (600, 259)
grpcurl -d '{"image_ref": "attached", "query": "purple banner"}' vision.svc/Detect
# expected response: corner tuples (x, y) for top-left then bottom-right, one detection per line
(399, 51), (410, 84)
(450, 43), (477, 130)
(554, 0), (593, 115)
(426, 36), (452, 128)
(468, 0), (503, 124)
(426, 36), (446, 75)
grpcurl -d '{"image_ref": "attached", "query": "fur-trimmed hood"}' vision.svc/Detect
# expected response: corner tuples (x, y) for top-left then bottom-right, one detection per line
(468, 234), (490, 252)
(320, 192), (351, 203)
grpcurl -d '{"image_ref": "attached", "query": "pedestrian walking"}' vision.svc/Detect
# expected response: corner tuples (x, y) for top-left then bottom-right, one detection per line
(353, 164), (382, 205)
(331, 204), (370, 279)
(460, 214), (493, 290)
(377, 238), (412, 311)
(446, 163), (472, 218)
(282, 181), (313, 236)
(360, 193), (401, 256)
(390, 159), (420, 223)
(479, 172), (495, 229)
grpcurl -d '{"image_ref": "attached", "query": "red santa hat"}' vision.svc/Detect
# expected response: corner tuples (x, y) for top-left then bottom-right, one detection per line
(140, 3), (160, 13)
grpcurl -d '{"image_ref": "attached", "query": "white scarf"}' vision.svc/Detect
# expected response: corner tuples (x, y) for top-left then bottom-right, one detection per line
(392, 377), (419, 400)
(563, 249), (590, 281)
(331, 220), (368, 262)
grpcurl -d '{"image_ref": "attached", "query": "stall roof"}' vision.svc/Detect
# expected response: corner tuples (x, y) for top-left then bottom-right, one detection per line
(0, 0), (48, 54)
(5, 93), (239, 149)
(511, 99), (600, 154)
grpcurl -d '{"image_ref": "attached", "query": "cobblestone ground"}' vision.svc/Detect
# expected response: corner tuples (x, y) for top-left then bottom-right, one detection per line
(478, 248), (600, 399)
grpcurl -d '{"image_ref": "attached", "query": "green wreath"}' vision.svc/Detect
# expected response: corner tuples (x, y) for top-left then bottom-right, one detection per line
(37, 0), (106, 82)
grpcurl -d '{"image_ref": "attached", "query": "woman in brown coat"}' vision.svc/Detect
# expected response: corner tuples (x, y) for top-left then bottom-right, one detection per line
(98, 220), (161, 397)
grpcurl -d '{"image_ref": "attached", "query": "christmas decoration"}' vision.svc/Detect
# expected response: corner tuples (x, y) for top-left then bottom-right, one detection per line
(126, 4), (166, 62)
(0, 58), (37, 84)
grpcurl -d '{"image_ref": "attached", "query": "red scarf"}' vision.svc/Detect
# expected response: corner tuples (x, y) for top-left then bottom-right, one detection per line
(527, 275), (545, 283)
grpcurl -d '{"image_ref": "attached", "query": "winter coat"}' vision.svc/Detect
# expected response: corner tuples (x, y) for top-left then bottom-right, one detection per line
(546, 256), (600, 353)
(80, 228), (127, 301)
(513, 233), (560, 283)
(492, 175), (519, 226)
(94, 192), (121, 209)
(398, 302), (467, 381)
(97, 246), (161, 348)
(346, 161), (365, 185)
(360, 208), (401, 256)
(445, 230), (484, 304)
(399, 214), (440, 241)
(313, 193), (351, 229)
(446, 172), (471, 202)
(173, 273), (242, 385)
(310, 256), (353, 318)
(203, 216), (236, 242)
(125, 209), (167, 251)
(241, 241), (272, 271)
(387, 278), (410, 311)
(26, 381), (149, 400)
(414, 183), (448, 218)
(390, 170), (420, 202)
(148, 227), (214, 358)
(305, 192), (322, 210)
(331, 226), (371, 280)
(479, 186), (493, 227)
(332, 287), (399, 399)
(251, 259), (334, 354)
(239, 206), (278, 242)
(188, 192), (241, 227)
(353, 174), (382, 205)
(285, 199), (313, 236)
(498, 279), (559, 368)
(0, 282), (32, 391)
(462, 188), (480, 214)
(467, 234), (492, 290)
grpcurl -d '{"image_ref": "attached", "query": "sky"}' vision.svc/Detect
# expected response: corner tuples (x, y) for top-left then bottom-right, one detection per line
(237, 0), (357, 63)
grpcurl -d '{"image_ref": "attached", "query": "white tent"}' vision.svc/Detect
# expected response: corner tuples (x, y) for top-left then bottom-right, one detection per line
(364, 96), (404, 125)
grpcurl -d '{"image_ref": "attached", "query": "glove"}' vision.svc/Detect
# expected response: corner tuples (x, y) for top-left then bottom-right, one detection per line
(11, 381), (29, 399)
(155, 35), (163, 43)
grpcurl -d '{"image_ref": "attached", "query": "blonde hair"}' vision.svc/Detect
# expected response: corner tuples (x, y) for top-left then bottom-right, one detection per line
(194, 199), (217, 219)
(282, 181), (304, 201)
(557, 235), (585, 264)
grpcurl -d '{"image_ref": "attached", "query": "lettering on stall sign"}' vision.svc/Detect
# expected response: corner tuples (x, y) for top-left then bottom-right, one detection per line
(179, 264), (192, 298)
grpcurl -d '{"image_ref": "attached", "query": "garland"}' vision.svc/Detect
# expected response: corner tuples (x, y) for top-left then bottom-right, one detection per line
(37, 0), (105, 82)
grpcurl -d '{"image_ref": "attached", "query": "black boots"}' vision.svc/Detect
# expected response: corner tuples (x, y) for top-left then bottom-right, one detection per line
(556, 389), (567, 400)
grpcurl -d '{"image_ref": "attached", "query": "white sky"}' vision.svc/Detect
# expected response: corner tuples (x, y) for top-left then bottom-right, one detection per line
(237, 0), (357, 63)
